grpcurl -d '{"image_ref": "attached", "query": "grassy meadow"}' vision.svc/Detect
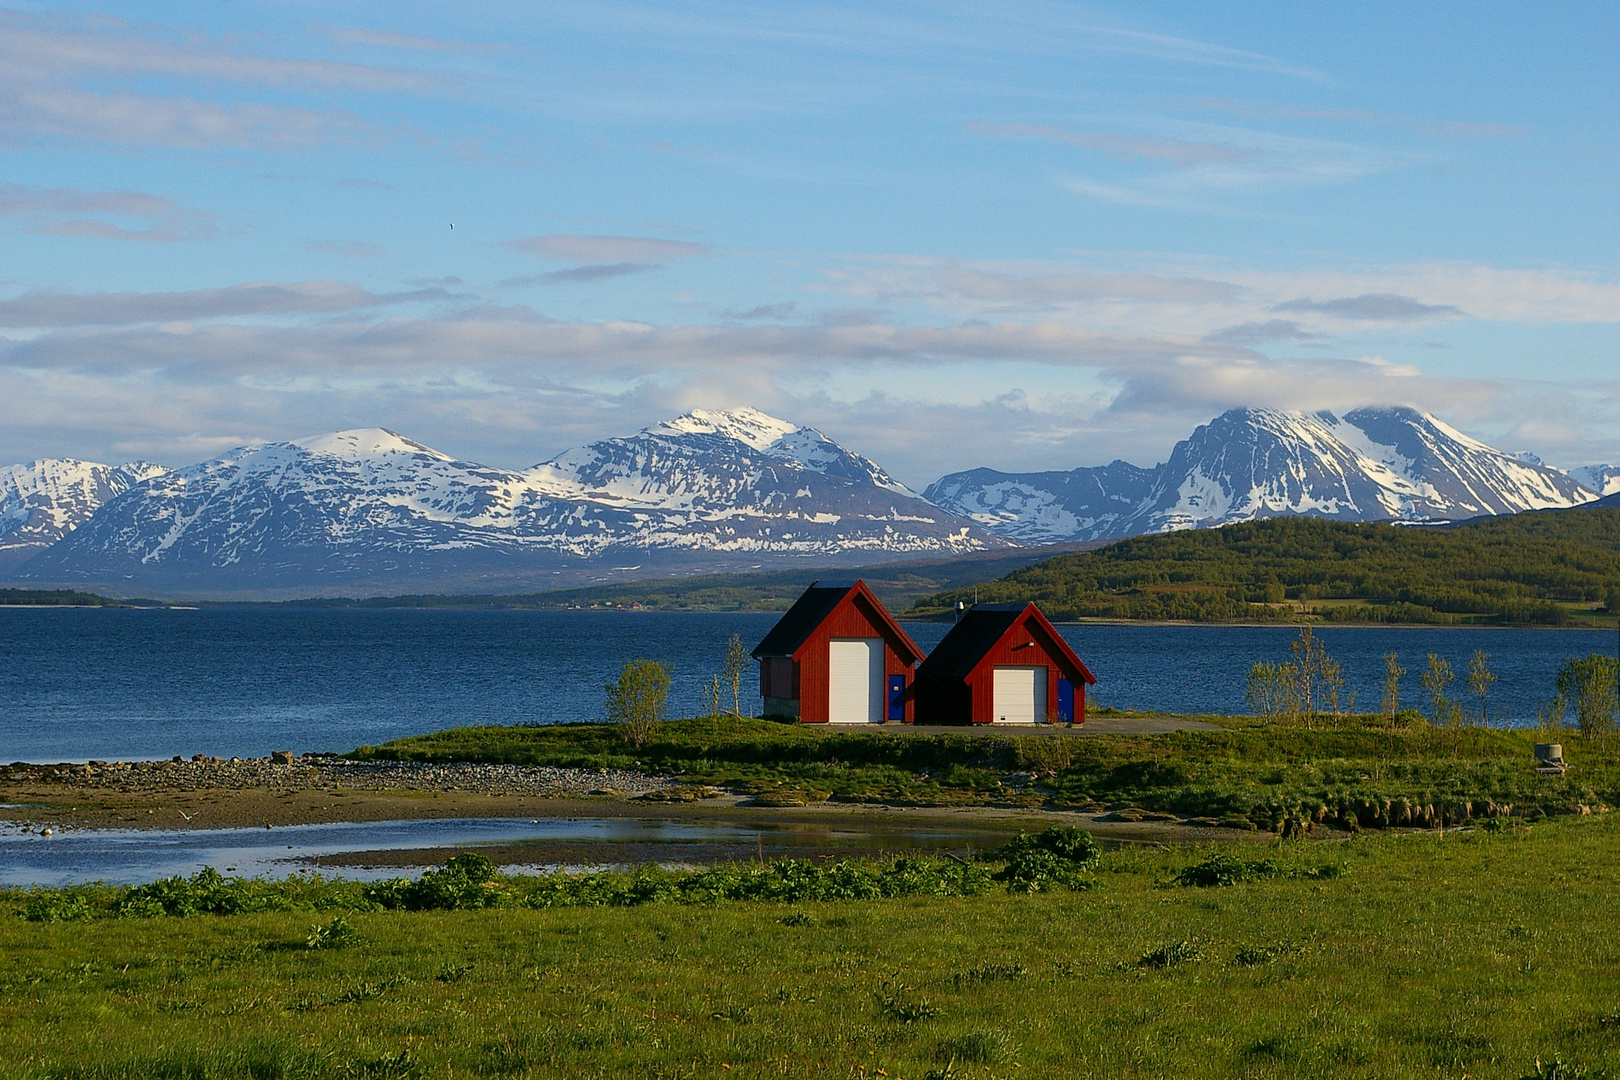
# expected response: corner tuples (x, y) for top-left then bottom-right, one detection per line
(5, 817), (1620, 1078)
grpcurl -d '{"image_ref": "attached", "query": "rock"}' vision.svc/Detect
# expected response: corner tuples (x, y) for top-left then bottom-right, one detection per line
(270, 750), (295, 765)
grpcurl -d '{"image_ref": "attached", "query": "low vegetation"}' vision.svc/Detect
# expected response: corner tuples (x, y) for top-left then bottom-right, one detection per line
(5, 818), (1620, 1078)
(917, 507), (1620, 625)
(349, 711), (1618, 832)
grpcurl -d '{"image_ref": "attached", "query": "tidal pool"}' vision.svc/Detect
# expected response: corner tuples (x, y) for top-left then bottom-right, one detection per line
(0, 814), (1036, 887)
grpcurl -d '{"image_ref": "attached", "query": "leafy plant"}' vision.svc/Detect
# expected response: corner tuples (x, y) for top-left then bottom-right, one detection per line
(305, 914), (359, 949)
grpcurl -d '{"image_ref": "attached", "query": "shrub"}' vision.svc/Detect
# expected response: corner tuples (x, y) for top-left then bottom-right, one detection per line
(305, 914), (359, 949)
(1173, 854), (1280, 888)
(367, 853), (505, 911)
(21, 890), (95, 922)
(990, 827), (1101, 893)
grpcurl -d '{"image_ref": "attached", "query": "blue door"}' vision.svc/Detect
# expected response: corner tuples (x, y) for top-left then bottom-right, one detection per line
(1056, 678), (1075, 724)
(888, 675), (906, 722)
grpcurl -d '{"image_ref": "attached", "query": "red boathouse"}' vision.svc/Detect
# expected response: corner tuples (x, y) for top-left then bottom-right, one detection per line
(914, 603), (1095, 725)
(752, 580), (925, 724)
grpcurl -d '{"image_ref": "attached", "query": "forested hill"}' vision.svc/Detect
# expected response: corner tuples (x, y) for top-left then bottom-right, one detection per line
(915, 507), (1620, 625)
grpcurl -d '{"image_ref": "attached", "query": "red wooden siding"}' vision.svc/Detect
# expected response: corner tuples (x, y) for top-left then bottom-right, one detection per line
(791, 587), (917, 724)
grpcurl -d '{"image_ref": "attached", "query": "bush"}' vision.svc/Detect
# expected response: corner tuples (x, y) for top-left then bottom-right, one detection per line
(21, 890), (95, 922)
(367, 853), (504, 911)
(305, 914), (359, 949)
(989, 827), (1100, 893)
(1173, 854), (1280, 888)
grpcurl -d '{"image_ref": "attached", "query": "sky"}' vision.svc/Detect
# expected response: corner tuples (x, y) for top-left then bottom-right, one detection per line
(1, 0), (1617, 488)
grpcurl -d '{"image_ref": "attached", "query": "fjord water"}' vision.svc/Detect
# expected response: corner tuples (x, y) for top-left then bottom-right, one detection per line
(0, 608), (1612, 762)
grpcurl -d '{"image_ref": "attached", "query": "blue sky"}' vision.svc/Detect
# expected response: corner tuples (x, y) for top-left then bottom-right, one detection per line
(1, 0), (1616, 486)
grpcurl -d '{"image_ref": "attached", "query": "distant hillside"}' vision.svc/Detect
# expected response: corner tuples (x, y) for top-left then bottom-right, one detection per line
(256, 543), (1106, 614)
(0, 588), (128, 607)
(917, 506), (1620, 625)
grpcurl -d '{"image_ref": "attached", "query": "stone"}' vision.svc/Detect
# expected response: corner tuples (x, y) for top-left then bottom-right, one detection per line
(271, 750), (295, 765)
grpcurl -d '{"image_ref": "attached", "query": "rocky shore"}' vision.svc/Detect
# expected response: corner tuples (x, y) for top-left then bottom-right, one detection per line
(1, 754), (670, 799)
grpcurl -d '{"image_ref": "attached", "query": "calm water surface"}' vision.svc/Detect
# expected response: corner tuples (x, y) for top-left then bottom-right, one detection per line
(0, 815), (1027, 887)
(0, 608), (1613, 762)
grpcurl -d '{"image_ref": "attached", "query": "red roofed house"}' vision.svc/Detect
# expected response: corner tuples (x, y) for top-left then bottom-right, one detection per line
(752, 580), (925, 724)
(914, 603), (1096, 725)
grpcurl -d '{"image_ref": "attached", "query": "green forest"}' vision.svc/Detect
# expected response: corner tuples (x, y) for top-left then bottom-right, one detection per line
(917, 506), (1620, 625)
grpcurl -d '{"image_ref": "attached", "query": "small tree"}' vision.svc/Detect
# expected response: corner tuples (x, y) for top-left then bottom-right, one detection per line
(721, 633), (748, 717)
(1555, 654), (1619, 743)
(1421, 653), (1459, 727)
(1466, 650), (1496, 726)
(1246, 661), (1289, 721)
(1380, 651), (1405, 720)
(606, 659), (671, 748)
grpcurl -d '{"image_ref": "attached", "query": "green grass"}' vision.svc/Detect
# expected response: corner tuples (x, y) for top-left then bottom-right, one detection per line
(348, 715), (1619, 830)
(5, 818), (1620, 1078)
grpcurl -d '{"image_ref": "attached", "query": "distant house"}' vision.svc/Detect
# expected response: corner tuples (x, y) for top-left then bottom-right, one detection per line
(914, 603), (1095, 725)
(752, 580), (925, 724)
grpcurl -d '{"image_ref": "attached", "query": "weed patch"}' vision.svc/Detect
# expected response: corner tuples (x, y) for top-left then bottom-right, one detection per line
(1139, 940), (1201, 969)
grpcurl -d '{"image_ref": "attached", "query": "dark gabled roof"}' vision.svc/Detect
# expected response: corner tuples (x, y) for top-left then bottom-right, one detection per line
(752, 583), (850, 658)
(915, 605), (1027, 680)
(751, 580), (924, 664)
(916, 602), (1095, 683)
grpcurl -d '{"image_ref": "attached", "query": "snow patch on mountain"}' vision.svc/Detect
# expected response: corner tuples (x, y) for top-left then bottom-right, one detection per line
(925, 406), (1598, 543)
(13, 409), (1002, 591)
(0, 459), (165, 571)
(1571, 464), (1620, 497)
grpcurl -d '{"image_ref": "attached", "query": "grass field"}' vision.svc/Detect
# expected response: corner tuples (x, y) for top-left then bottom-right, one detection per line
(5, 816), (1620, 1079)
(348, 715), (1618, 831)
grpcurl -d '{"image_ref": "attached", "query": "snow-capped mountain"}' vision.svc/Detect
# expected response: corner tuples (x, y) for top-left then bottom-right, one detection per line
(13, 409), (1005, 593)
(0, 459), (165, 572)
(1570, 464), (1620, 498)
(924, 407), (1600, 543)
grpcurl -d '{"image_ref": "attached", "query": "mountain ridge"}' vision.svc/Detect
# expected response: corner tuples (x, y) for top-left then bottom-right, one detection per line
(10, 409), (1004, 595)
(925, 406), (1602, 543)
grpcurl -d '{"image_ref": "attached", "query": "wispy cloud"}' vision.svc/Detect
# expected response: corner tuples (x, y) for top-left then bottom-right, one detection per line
(1203, 319), (1321, 345)
(0, 281), (451, 328)
(505, 263), (659, 285)
(505, 233), (711, 260)
(324, 26), (499, 54)
(968, 122), (1248, 168)
(1273, 293), (1464, 322)
(0, 182), (216, 242)
(0, 10), (434, 149)
(304, 239), (384, 259)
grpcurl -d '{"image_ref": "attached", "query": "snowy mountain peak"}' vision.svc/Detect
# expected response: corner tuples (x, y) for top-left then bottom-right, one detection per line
(13, 409), (1001, 592)
(926, 405), (1598, 544)
(291, 428), (452, 461)
(650, 408), (802, 451)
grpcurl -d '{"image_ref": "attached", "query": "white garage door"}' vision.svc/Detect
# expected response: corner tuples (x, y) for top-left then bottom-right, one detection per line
(829, 638), (885, 723)
(992, 666), (1047, 724)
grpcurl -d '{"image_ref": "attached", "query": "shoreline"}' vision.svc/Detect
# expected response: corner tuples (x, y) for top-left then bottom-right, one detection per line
(0, 755), (1264, 850)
